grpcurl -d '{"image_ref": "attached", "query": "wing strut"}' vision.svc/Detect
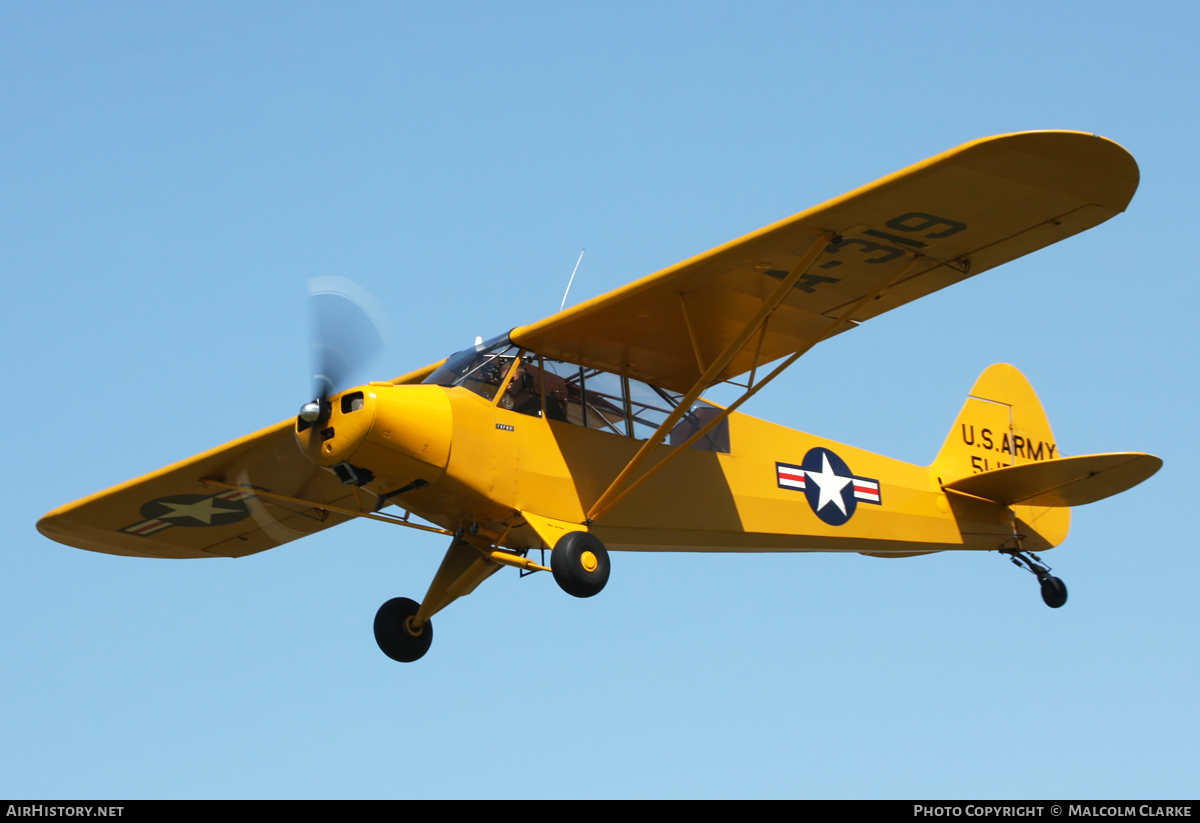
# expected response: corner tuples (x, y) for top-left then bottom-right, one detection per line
(587, 250), (927, 523)
(201, 479), (456, 537)
(585, 232), (834, 522)
(678, 292), (709, 373)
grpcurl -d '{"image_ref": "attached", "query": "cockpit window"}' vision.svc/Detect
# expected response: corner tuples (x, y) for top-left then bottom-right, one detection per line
(427, 342), (730, 453)
(423, 335), (517, 401)
(668, 399), (731, 454)
(541, 359), (586, 425)
(498, 352), (543, 418)
(627, 378), (680, 440)
(580, 369), (628, 436)
(540, 357), (730, 453)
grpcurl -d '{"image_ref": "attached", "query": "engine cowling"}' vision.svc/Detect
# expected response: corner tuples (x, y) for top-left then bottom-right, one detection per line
(295, 384), (452, 489)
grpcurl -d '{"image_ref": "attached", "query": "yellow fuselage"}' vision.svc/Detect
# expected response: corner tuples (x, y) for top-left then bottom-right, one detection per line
(297, 383), (1063, 558)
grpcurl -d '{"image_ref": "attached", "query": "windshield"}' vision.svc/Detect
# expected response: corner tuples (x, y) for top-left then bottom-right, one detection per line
(423, 334), (516, 401)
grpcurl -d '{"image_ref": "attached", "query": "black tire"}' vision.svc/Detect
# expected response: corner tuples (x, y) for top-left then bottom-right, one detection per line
(551, 531), (611, 598)
(1040, 576), (1068, 609)
(373, 597), (433, 662)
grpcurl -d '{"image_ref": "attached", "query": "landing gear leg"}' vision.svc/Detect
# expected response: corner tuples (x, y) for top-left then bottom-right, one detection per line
(373, 533), (505, 663)
(1002, 549), (1068, 609)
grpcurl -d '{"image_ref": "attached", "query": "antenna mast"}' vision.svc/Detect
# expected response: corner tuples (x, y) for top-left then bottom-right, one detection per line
(560, 249), (585, 312)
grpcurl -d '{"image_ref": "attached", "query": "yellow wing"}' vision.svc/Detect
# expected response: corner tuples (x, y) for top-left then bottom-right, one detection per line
(37, 420), (360, 559)
(511, 131), (1138, 394)
(38, 363), (443, 559)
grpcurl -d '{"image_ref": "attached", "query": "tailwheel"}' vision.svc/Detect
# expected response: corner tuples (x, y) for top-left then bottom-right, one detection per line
(551, 531), (610, 598)
(1040, 576), (1068, 609)
(373, 597), (433, 662)
(1003, 549), (1068, 610)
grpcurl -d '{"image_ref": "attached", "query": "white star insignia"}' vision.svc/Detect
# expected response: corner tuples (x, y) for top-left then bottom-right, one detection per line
(805, 453), (852, 515)
(157, 498), (243, 525)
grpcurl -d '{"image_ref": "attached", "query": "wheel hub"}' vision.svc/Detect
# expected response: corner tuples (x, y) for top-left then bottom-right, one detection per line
(404, 615), (425, 637)
(580, 550), (598, 573)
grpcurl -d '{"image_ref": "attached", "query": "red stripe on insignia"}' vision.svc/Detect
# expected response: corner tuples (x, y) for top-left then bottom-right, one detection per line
(214, 489), (254, 503)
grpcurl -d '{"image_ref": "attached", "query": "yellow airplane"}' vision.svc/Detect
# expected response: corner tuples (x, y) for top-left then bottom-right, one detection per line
(37, 130), (1162, 663)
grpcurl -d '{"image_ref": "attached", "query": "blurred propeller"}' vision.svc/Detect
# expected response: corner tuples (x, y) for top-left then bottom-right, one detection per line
(307, 275), (392, 405)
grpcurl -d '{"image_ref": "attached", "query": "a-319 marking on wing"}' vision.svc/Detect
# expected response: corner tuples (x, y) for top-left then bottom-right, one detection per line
(764, 211), (970, 295)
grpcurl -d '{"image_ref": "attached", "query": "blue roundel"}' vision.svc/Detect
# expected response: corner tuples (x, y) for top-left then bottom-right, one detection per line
(800, 447), (858, 526)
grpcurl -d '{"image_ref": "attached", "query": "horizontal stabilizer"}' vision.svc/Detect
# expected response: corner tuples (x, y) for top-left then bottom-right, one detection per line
(943, 452), (1162, 507)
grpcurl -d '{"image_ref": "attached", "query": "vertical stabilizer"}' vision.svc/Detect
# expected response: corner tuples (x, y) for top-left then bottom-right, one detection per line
(932, 364), (1070, 550)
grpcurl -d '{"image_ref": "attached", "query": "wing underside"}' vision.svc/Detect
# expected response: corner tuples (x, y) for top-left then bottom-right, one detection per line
(38, 356), (451, 559)
(37, 420), (360, 559)
(511, 131), (1139, 394)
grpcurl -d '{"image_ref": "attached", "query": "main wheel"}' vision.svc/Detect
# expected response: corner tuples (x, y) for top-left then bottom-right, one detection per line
(373, 597), (433, 662)
(551, 531), (611, 598)
(1040, 576), (1068, 609)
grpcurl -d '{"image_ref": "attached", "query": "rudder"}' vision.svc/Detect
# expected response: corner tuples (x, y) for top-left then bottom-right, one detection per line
(932, 364), (1069, 550)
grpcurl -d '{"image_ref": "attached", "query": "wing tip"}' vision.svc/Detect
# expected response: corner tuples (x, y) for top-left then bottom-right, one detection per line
(957, 129), (1140, 209)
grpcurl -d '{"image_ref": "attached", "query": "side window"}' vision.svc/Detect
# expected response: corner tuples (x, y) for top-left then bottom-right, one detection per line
(580, 369), (628, 435)
(668, 400), (730, 454)
(538, 358), (729, 451)
(542, 359), (586, 424)
(627, 378), (682, 440)
(498, 353), (543, 418)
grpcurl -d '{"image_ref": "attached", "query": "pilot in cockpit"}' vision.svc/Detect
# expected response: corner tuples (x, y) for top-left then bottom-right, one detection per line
(499, 358), (544, 417)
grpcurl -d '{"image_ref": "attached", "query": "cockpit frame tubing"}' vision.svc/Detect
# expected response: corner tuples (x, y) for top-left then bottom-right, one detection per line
(490, 348), (528, 407)
(621, 375), (634, 438)
(536, 354), (547, 418)
(584, 232), (835, 522)
(587, 251), (926, 522)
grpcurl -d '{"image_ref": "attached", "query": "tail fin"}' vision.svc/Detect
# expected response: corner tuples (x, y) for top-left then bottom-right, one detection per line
(934, 363), (1060, 476)
(932, 364), (1070, 551)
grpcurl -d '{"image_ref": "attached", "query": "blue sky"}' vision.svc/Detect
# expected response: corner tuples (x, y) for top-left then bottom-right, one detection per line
(3, 1), (1197, 798)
